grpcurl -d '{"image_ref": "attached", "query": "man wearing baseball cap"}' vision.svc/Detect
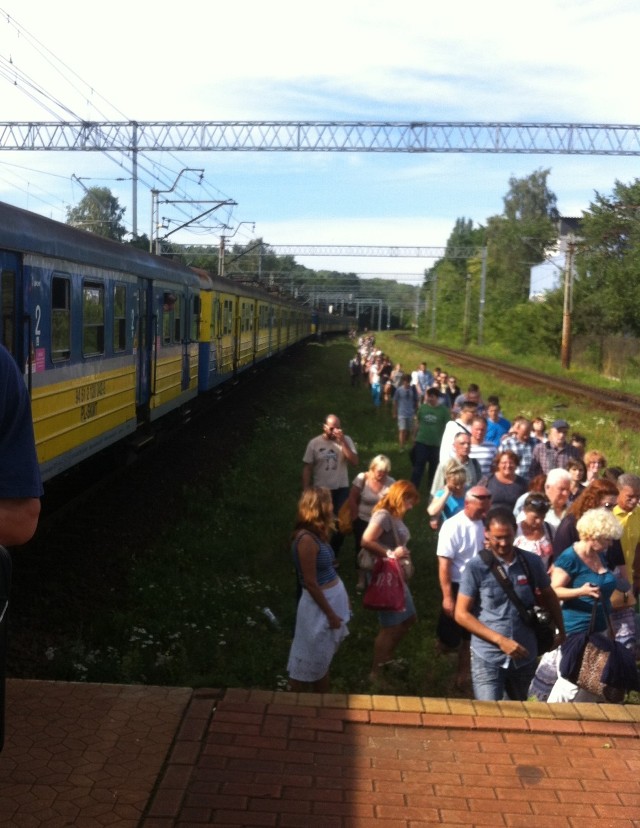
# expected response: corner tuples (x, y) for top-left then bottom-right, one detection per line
(528, 418), (581, 478)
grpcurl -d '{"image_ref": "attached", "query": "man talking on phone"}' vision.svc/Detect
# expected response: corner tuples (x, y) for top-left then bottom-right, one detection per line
(302, 414), (358, 558)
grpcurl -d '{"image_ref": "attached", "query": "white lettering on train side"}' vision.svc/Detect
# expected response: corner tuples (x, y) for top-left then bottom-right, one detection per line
(80, 402), (98, 421)
(75, 381), (107, 404)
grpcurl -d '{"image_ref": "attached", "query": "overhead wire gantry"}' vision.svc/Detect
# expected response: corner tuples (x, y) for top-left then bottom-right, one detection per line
(2, 121), (640, 154)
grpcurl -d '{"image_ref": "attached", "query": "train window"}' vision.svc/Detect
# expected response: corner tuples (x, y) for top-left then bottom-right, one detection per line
(1, 269), (15, 354)
(241, 301), (253, 332)
(174, 296), (183, 342)
(113, 284), (126, 352)
(51, 275), (71, 362)
(82, 281), (105, 356)
(223, 299), (233, 335)
(162, 308), (171, 344)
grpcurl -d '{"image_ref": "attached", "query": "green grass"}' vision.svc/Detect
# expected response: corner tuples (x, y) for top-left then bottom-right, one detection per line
(41, 334), (639, 697)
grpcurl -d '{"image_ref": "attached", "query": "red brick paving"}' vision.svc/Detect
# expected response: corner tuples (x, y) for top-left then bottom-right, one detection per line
(0, 680), (639, 826)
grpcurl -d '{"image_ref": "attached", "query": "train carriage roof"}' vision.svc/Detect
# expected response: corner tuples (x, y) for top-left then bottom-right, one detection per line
(0, 200), (200, 289)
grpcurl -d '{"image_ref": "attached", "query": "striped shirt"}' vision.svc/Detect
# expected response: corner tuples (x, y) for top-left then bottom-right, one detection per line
(470, 442), (498, 477)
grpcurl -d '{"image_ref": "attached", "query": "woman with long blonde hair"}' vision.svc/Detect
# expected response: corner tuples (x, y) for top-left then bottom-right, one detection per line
(287, 487), (350, 693)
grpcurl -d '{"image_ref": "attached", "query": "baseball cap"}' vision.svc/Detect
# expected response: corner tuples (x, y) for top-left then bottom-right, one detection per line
(551, 419), (569, 430)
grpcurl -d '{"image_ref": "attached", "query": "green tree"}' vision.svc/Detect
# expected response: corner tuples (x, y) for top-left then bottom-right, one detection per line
(421, 219), (485, 344)
(66, 187), (127, 241)
(486, 169), (559, 308)
(574, 179), (640, 337)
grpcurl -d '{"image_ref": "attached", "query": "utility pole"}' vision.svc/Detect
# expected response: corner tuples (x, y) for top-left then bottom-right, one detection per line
(217, 221), (255, 279)
(430, 271), (437, 339)
(478, 246), (487, 346)
(150, 168), (203, 254)
(561, 235), (575, 369)
(463, 273), (471, 347)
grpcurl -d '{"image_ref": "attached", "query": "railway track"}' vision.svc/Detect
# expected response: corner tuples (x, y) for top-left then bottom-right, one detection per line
(396, 335), (640, 426)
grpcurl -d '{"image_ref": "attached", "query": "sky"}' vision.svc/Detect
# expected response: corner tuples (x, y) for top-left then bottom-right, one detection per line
(2, 0), (640, 287)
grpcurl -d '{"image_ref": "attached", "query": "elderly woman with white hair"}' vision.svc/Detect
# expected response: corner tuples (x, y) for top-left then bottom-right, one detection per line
(543, 467), (572, 534)
(547, 507), (623, 703)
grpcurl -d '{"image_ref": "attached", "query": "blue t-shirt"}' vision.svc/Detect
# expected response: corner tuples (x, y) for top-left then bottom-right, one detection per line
(485, 416), (511, 447)
(553, 546), (616, 635)
(433, 489), (464, 521)
(0, 346), (43, 498)
(459, 549), (551, 667)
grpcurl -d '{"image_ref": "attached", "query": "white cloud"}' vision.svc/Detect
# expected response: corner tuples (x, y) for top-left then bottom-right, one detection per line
(2, 0), (640, 270)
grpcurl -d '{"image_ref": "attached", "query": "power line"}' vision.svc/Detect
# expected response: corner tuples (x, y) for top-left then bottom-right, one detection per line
(0, 11), (241, 235)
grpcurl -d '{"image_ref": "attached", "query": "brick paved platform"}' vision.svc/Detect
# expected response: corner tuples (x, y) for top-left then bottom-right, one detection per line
(1, 680), (639, 827)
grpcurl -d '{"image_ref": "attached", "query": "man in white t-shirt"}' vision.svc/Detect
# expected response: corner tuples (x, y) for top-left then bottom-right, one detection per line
(436, 486), (492, 691)
(438, 401), (476, 465)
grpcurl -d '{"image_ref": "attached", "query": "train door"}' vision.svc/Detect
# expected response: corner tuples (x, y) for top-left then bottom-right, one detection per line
(0, 251), (22, 367)
(179, 292), (189, 390)
(135, 278), (152, 417)
(232, 298), (240, 375)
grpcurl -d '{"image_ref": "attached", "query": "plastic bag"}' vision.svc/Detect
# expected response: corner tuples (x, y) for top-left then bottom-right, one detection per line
(363, 557), (405, 612)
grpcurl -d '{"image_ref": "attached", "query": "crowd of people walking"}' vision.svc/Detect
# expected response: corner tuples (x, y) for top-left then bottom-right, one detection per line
(286, 333), (640, 704)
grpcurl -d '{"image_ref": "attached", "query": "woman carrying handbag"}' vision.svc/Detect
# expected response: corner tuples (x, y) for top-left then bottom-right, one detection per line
(348, 455), (394, 592)
(547, 507), (627, 702)
(361, 480), (419, 687)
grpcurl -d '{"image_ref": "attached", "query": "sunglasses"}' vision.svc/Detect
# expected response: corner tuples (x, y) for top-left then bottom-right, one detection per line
(526, 497), (550, 509)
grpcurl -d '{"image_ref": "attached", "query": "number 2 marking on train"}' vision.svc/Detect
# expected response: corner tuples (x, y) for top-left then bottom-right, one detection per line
(34, 305), (42, 345)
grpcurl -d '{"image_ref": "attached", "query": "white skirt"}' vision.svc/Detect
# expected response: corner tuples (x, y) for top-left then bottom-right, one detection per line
(287, 581), (350, 682)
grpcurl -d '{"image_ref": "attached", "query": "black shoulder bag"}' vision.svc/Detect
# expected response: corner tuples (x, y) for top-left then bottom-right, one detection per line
(479, 548), (556, 654)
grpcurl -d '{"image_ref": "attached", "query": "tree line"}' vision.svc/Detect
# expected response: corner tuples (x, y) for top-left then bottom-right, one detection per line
(422, 169), (640, 362)
(65, 187), (417, 329)
(66, 170), (640, 356)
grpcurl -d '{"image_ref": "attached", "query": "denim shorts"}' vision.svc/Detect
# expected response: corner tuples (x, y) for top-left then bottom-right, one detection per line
(378, 582), (416, 628)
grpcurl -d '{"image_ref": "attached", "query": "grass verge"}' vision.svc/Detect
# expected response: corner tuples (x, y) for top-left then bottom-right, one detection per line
(39, 334), (639, 699)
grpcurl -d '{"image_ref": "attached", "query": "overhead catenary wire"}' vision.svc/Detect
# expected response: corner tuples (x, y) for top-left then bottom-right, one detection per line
(0, 9), (241, 235)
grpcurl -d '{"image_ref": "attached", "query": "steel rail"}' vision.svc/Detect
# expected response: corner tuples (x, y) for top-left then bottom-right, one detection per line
(397, 336), (640, 420)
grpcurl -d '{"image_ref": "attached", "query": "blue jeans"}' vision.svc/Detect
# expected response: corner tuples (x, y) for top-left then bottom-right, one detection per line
(471, 650), (537, 701)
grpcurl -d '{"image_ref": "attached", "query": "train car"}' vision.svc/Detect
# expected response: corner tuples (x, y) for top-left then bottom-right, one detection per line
(0, 201), (199, 480)
(0, 200), (350, 481)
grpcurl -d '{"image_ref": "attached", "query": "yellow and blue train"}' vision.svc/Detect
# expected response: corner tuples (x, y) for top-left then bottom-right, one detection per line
(0, 200), (347, 481)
